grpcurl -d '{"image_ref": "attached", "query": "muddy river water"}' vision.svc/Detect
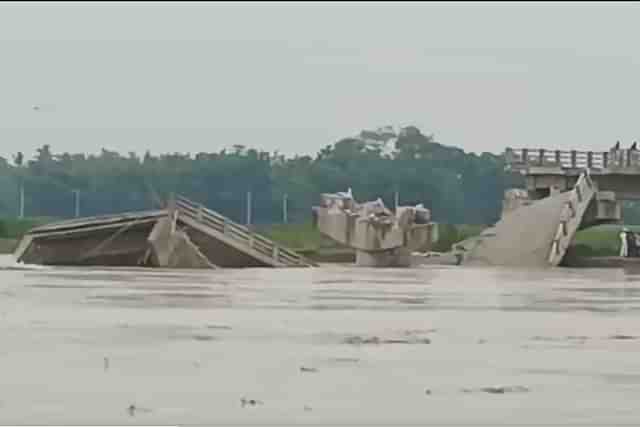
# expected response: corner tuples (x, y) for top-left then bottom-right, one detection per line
(2, 255), (640, 425)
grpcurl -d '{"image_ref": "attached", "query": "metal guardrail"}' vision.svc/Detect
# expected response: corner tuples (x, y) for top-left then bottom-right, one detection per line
(174, 195), (312, 267)
(505, 148), (640, 170)
(548, 170), (595, 266)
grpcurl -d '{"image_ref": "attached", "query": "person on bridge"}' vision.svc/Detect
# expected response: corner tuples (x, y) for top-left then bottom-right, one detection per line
(631, 142), (638, 151)
(620, 227), (629, 257)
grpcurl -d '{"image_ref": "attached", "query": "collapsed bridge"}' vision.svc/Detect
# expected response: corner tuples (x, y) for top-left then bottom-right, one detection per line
(14, 195), (315, 268)
(455, 146), (628, 267)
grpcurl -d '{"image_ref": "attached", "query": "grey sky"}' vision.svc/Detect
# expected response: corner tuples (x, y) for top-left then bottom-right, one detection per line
(1, 1), (640, 160)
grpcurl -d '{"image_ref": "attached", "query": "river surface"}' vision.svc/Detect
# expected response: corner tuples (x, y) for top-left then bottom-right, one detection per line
(2, 254), (640, 425)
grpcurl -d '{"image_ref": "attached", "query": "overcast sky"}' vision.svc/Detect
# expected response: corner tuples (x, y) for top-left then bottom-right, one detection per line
(1, 1), (640, 160)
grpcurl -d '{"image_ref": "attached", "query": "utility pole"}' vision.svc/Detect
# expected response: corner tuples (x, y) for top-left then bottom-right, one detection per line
(283, 193), (288, 224)
(18, 183), (24, 219)
(73, 190), (80, 218)
(246, 190), (252, 227)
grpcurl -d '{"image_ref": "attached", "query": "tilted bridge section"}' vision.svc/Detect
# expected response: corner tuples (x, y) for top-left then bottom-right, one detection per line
(456, 146), (626, 267)
(15, 194), (315, 268)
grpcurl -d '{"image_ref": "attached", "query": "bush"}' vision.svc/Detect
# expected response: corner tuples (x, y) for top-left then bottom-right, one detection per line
(432, 223), (485, 252)
(432, 224), (460, 252)
(572, 226), (622, 257)
(258, 222), (327, 251)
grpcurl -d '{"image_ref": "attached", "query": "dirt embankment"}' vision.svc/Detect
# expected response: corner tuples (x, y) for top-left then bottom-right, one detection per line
(0, 238), (17, 254)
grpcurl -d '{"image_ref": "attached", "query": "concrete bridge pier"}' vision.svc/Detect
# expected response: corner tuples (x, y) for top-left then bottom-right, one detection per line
(313, 192), (437, 267)
(355, 247), (412, 268)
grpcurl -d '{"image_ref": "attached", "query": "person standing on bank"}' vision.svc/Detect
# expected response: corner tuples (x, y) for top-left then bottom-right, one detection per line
(627, 228), (637, 257)
(620, 227), (630, 257)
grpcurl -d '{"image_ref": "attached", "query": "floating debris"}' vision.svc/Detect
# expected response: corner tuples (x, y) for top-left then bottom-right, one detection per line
(127, 403), (152, 416)
(206, 324), (232, 330)
(192, 334), (216, 341)
(566, 335), (589, 341)
(343, 335), (430, 345)
(424, 389), (432, 395)
(241, 397), (263, 408)
(382, 339), (412, 344)
(344, 335), (380, 345)
(609, 334), (637, 340)
(462, 385), (529, 394)
(483, 386), (529, 394)
(531, 336), (554, 341)
(405, 328), (437, 335)
(300, 366), (318, 373)
(328, 357), (360, 363)
(531, 335), (588, 343)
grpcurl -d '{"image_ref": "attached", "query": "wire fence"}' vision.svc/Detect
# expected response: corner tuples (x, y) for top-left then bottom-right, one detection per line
(3, 184), (408, 227)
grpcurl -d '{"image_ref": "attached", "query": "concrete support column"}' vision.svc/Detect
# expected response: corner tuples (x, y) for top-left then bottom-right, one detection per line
(355, 247), (411, 267)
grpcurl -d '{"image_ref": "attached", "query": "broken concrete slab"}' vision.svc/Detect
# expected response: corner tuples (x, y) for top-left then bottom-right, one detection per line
(14, 195), (314, 269)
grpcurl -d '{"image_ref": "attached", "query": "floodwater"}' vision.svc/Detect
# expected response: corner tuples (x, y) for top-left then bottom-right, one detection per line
(2, 255), (640, 425)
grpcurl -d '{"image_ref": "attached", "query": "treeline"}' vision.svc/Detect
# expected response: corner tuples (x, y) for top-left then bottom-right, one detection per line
(0, 126), (519, 226)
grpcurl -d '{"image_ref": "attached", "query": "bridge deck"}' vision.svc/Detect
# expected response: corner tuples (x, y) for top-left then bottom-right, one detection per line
(461, 171), (611, 267)
(505, 147), (640, 173)
(174, 195), (315, 267)
(15, 195), (315, 268)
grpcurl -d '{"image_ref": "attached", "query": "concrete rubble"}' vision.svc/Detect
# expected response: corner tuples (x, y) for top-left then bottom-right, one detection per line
(147, 217), (216, 269)
(312, 189), (438, 267)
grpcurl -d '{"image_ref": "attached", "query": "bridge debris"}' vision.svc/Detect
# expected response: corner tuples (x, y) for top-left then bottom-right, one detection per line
(14, 195), (315, 269)
(312, 190), (438, 267)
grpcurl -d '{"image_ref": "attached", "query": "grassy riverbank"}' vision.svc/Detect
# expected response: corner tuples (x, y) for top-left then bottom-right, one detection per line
(258, 222), (355, 262)
(0, 217), (52, 239)
(261, 222), (628, 260)
(260, 222), (487, 262)
(0, 217), (53, 253)
(572, 224), (633, 257)
(259, 222), (326, 252)
(0, 238), (17, 253)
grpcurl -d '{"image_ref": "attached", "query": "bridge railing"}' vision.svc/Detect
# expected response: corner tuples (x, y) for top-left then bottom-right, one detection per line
(505, 148), (640, 170)
(548, 170), (596, 266)
(174, 195), (314, 267)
